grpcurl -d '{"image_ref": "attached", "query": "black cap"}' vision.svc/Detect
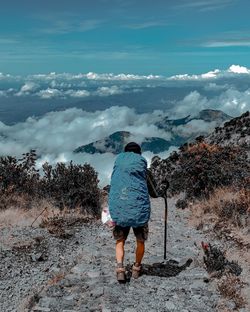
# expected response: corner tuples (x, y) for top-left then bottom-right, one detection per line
(124, 142), (141, 154)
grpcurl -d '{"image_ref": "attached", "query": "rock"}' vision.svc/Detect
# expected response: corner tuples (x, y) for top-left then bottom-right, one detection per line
(71, 264), (86, 274)
(38, 297), (57, 308)
(33, 306), (51, 312)
(87, 270), (101, 278)
(62, 295), (76, 307)
(31, 252), (45, 262)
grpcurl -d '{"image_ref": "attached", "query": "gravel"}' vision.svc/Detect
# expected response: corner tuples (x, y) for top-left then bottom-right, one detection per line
(0, 198), (221, 312)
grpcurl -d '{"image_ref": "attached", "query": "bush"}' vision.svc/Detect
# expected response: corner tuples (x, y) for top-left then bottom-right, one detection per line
(42, 161), (100, 215)
(0, 150), (39, 196)
(151, 142), (250, 200)
(0, 151), (101, 216)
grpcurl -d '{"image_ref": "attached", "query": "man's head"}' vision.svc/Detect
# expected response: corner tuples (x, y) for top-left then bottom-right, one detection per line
(124, 142), (141, 155)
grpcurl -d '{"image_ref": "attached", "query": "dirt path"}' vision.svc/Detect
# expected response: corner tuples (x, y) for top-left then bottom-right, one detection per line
(0, 197), (225, 312)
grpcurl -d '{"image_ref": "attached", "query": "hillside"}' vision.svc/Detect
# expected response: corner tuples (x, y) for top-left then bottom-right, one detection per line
(149, 111), (250, 310)
(207, 110), (250, 148)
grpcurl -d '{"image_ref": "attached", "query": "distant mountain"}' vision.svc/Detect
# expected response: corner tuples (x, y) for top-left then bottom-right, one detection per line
(195, 109), (231, 123)
(74, 131), (172, 154)
(155, 109), (231, 129)
(74, 109), (232, 155)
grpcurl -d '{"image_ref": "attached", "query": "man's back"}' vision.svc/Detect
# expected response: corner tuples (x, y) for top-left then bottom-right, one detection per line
(109, 152), (150, 227)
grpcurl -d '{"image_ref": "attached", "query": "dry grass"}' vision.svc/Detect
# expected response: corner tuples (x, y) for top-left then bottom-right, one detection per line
(189, 187), (250, 310)
(217, 274), (246, 310)
(187, 142), (220, 154)
(190, 187), (250, 230)
(0, 199), (59, 228)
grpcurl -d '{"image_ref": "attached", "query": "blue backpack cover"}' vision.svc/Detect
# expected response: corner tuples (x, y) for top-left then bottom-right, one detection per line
(109, 152), (150, 227)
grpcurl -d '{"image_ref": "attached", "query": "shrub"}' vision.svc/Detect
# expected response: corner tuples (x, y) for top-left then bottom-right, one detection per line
(151, 142), (250, 200)
(0, 151), (101, 216)
(0, 150), (39, 196)
(42, 161), (100, 215)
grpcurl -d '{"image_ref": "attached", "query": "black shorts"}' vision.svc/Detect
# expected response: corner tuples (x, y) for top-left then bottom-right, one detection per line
(113, 224), (148, 242)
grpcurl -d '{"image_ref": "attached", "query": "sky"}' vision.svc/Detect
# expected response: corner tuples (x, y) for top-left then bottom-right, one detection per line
(1, 0), (250, 75)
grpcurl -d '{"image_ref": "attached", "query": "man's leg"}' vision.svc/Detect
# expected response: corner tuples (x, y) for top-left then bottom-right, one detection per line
(135, 239), (145, 265)
(132, 224), (148, 278)
(113, 226), (130, 281)
(116, 239), (125, 265)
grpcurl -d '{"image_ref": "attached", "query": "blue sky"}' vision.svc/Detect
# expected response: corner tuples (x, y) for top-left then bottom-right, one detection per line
(0, 0), (250, 75)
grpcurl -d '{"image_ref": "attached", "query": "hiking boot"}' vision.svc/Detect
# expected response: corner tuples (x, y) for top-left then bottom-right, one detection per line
(132, 264), (141, 279)
(116, 267), (125, 282)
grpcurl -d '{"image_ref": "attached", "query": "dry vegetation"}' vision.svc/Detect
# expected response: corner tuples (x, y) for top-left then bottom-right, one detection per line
(151, 141), (249, 203)
(189, 187), (250, 311)
(0, 151), (101, 218)
(217, 275), (247, 311)
(190, 187), (250, 231)
(151, 112), (250, 310)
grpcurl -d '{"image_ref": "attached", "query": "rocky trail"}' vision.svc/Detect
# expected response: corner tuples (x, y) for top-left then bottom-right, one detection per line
(0, 198), (247, 312)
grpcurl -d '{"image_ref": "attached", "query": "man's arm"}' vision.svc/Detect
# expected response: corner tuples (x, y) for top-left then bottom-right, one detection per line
(146, 169), (169, 198)
(146, 169), (159, 198)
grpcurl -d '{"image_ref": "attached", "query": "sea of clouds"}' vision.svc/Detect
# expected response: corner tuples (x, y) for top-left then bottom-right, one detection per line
(0, 65), (250, 185)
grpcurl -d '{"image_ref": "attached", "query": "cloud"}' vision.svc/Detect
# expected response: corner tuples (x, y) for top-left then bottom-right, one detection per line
(124, 21), (168, 29)
(203, 40), (250, 47)
(0, 91), (7, 97)
(37, 88), (64, 99)
(174, 119), (217, 137)
(228, 64), (250, 74)
(0, 106), (176, 186)
(174, 0), (235, 12)
(65, 90), (90, 97)
(204, 83), (229, 91)
(169, 65), (250, 81)
(95, 85), (124, 96)
(85, 72), (162, 80)
(40, 17), (104, 34)
(16, 82), (40, 96)
(169, 69), (221, 80)
(175, 88), (250, 117)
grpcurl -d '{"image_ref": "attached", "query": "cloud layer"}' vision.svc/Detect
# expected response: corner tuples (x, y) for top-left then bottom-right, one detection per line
(0, 105), (224, 186)
(0, 65), (250, 185)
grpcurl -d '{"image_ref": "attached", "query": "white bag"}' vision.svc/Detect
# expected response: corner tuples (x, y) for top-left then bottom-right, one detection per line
(101, 206), (115, 228)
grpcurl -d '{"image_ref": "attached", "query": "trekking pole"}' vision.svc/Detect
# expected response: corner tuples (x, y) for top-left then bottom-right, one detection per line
(163, 193), (168, 260)
(161, 179), (169, 260)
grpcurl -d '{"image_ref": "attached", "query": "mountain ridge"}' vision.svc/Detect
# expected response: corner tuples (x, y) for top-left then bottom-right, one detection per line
(74, 109), (232, 155)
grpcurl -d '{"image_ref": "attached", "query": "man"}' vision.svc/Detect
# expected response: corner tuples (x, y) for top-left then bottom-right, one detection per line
(109, 142), (159, 281)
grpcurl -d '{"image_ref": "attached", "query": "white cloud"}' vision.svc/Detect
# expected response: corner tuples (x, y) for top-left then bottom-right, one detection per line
(124, 21), (168, 29)
(85, 72), (162, 80)
(169, 65), (250, 81)
(37, 88), (64, 99)
(203, 40), (250, 47)
(95, 85), (124, 96)
(175, 88), (250, 117)
(228, 64), (250, 74)
(0, 98), (248, 186)
(174, 120), (217, 137)
(0, 106), (176, 185)
(0, 91), (6, 97)
(65, 89), (90, 97)
(204, 83), (229, 91)
(16, 82), (40, 96)
(168, 69), (220, 80)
